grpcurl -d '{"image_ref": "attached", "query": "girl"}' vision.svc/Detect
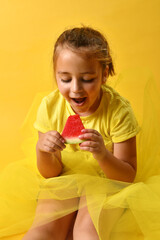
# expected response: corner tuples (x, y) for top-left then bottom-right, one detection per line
(22, 27), (140, 240)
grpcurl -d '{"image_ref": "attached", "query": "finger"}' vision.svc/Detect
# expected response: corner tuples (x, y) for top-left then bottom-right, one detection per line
(43, 144), (56, 153)
(48, 131), (65, 143)
(79, 145), (95, 153)
(47, 134), (66, 149)
(44, 141), (64, 152)
(79, 132), (100, 141)
(46, 138), (66, 151)
(81, 129), (101, 136)
(80, 140), (97, 147)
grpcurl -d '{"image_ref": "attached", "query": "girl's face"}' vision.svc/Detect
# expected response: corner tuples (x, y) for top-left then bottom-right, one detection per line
(55, 48), (107, 116)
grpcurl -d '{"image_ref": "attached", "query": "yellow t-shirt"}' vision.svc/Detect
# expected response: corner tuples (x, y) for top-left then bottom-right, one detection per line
(34, 84), (140, 147)
(34, 84), (140, 176)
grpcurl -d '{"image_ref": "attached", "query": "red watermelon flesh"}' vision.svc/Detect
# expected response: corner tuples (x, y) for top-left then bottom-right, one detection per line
(62, 114), (85, 144)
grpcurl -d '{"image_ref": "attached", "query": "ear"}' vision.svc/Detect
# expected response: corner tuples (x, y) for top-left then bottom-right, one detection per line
(102, 66), (109, 84)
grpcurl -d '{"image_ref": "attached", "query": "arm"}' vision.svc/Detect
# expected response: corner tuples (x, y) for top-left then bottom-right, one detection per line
(36, 131), (66, 178)
(97, 137), (137, 182)
(79, 129), (137, 183)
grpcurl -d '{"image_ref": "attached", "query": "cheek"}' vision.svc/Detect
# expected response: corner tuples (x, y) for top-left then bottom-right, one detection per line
(86, 84), (101, 97)
(57, 82), (69, 97)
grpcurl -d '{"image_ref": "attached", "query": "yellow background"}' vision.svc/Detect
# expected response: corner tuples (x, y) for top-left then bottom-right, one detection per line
(0, 0), (160, 239)
(0, 1), (160, 171)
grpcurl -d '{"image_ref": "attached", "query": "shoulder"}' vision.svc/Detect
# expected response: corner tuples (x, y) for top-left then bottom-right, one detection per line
(40, 89), (65, 112)
(102, 84), (131, 113)
(36, 88), (66, 121)
(34, 89), (66, 133)
(102, 85), (140, 142)
(42, 88), (62, 105)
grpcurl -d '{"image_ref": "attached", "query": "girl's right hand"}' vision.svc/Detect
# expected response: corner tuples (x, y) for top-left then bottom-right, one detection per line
(37, 131), (66, 154)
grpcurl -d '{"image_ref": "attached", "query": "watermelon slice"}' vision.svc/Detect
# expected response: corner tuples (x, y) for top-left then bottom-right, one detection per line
(62, 114), (85, 144)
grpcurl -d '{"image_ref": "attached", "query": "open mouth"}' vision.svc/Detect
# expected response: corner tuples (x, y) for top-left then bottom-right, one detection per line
(72, 97), (87, 105)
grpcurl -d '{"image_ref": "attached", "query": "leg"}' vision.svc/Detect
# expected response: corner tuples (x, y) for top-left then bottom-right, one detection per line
(22, 213), (76, 240)
(73, 196), (124, 240)
(99, 207), (124, 240)
(22, 198), (78, 240)
(66, 213), (77, 240)
(73, 196), (99, 240)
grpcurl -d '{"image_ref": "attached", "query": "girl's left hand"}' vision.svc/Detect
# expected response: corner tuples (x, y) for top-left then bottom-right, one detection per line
(79, 129), (107, 161)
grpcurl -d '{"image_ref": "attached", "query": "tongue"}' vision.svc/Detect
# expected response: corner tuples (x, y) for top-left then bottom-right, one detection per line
(74, 98), (85, 103)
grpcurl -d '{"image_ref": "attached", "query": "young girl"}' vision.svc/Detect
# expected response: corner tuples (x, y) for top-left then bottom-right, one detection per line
(21, 27), (140, 240)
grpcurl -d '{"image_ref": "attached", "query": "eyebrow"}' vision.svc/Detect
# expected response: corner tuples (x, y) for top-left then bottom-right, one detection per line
(57, 71), (96, 74)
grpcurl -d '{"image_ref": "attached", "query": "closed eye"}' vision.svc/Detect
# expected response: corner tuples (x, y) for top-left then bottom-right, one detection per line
(81, 78), (95, 83)
(61, 79), (71, 83)
(60, 78), (95, 83)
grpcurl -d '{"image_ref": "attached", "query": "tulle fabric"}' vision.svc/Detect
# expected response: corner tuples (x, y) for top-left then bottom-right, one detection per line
(0, 68), (160, 240)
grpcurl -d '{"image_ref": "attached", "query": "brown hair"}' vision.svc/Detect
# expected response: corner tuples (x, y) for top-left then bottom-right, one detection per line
(53, 26), (115, 77)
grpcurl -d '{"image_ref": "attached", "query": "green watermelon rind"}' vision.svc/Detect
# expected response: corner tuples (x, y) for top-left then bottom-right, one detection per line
(64, 138), (85, 144)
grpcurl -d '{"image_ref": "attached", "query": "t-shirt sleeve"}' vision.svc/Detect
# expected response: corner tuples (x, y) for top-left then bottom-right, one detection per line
(33, 97), (51, 133)
(110, 97), (140, 143)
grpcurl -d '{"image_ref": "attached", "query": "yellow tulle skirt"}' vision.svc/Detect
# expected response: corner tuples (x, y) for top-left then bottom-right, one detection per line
(0, 68), (160, 240)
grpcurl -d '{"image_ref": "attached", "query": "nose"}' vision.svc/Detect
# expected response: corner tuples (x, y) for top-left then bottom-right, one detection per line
(71, 78), (83, 93)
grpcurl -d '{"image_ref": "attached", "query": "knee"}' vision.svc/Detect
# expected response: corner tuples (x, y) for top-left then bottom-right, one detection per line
(73, 209), (98, 238)
(22, 224), (55, 240)
(76, 213), (93, 231)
